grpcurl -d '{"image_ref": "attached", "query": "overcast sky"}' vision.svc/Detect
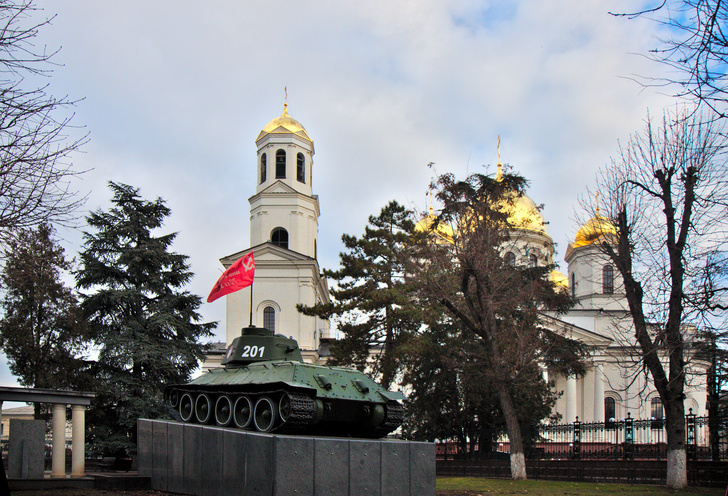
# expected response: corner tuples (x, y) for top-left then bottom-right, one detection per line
(1, 1), (682, 387)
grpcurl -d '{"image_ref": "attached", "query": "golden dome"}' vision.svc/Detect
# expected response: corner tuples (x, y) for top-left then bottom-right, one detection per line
(257, 104), (312, 143)
(550, 270), (568, 290)
(573, 214), (616, 248)
(500, 193), (546, 233)
(415, 208), (454, 243)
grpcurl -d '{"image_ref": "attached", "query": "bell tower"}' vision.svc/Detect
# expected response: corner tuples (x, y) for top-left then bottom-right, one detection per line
(220, 101), (330, 362)
(249, 102), (319, 259)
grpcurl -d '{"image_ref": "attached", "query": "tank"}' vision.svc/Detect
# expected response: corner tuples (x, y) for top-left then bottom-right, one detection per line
(165, 326), (405, 438)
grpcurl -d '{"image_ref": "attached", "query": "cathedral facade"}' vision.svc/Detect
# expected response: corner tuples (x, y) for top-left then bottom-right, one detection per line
(492, 185), (707, 423)
(211, 105), (706, 424)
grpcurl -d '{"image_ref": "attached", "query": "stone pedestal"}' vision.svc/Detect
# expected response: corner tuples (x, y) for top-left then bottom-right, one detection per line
(8, 419), (45, 479)
(138, 419), (435, 496)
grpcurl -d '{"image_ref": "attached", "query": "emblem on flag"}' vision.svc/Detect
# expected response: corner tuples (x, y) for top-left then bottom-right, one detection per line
(207, 252), (255, 303)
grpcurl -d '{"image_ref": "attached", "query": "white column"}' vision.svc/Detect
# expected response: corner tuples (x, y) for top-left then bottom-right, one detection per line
(71, 405), (86, 477)
(565, 376), (577, 423)
(51, 403), (66, 478)
(593, 364), (605, 422)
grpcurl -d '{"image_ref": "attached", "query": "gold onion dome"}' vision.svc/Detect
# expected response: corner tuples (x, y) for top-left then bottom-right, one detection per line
(494, 163), (547, 233)
(550, 270), (568, 290)
(501, 193), (546, 233)
(257, 104), (312, 143)
(573, 213), (617, 248)
(415, 206), (454, 243)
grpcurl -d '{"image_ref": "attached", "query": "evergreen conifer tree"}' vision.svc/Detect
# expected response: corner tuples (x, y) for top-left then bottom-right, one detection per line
(299, 200), (418, 388)
(0, 223), (91, 417)
(76, 182), (214, 456)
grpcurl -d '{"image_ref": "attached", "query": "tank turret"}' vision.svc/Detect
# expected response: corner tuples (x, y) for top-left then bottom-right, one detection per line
(165, 327), (404, 438)
(222, 326), (303, 366)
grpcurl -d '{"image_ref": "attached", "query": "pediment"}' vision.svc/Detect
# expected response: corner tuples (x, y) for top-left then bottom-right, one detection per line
(257, 181), (298, 195)
(539, 313), (613, 347)
(220, 242), (314, 267)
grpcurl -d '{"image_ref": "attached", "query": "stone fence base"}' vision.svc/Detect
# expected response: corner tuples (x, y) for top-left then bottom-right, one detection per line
(138, 419), (435, 496)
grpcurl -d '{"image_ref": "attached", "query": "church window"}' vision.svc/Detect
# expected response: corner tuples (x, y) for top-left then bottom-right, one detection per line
(529, 253), (538, 267)
(650, 397), (664, 428)
(271, 228), (289, 249)
(571, 273), (576, 298)
(297, 153), (305, 183)
(602, 264), (614, 294)
(604, 397), (616, 421)
(263, 306), (275, 332)
(276, 149), (286, 178)
(260, 153), (267, 184)
(650, 397), (664, 419)
(505, 252), (516, 266)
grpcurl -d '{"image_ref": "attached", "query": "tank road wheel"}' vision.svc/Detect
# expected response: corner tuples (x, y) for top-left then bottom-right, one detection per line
(195, 394), (213, 424)
(179, 393), (195, 422)
(215, 395), (233, 426)
(279, 393), (293, 422)
(233, 396), (253, 429)
(253, 396), (277, 432)
(167, 389), (180, 409)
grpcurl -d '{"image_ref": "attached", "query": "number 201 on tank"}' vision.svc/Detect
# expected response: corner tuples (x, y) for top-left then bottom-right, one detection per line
(240, 345), (265, 358)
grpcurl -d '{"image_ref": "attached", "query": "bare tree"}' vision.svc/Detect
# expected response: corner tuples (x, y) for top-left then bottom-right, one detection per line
(584, 108), (728, 489)
(0, 1), (86, 244)
(410, 171), (587, 480)
(615, 1), (728, 118)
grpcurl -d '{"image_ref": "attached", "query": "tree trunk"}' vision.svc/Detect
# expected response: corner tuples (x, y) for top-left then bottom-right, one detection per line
(497, 384), (527, 480)
(665, 399), (687, 489)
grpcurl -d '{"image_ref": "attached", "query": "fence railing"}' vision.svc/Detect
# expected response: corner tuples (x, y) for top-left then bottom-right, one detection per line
(436, 410), (727, 461)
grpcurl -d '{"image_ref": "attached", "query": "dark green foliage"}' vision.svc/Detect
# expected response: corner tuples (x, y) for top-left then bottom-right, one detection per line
(408, 170), (588, 475)
(298, 200), (418, 388)
(0, 223), (91, 411)
(76, 182), (214, 456)
(401, 323), (561, 454)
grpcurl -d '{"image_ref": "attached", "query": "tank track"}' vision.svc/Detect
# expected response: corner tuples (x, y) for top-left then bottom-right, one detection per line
(280, 392), (316, 426)
(376, 402), (404, 436)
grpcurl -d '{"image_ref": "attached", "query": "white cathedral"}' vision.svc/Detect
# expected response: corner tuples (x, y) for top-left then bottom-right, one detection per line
(207, 104), (707, 424)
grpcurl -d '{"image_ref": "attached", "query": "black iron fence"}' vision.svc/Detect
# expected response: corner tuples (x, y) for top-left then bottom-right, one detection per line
(436, 410), (727, 462)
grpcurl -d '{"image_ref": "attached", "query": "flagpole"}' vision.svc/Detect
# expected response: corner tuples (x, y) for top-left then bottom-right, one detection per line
(249, 280), (254, 327)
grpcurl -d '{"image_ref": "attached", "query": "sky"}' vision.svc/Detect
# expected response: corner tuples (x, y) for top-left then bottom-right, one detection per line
(0, 0), (682, 387)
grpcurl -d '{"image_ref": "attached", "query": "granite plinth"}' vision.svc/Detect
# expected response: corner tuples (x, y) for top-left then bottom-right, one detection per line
(8, 419), (45, 479)
(138, 418), (435, 496)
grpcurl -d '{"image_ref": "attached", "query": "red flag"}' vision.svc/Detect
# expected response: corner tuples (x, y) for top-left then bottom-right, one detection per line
(207, 252), (255, 303)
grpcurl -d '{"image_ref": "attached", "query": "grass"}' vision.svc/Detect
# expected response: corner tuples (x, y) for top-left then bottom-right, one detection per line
(436, 477), (727, 496)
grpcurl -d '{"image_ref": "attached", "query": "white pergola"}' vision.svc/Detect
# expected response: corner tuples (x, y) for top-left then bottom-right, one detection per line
(0, 386), (94, 478)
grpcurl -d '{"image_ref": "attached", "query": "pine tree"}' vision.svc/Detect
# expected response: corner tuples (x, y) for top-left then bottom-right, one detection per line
(0, 223), (91, 413)
(76, 182), (214, 456)
(299, 200), (418, 388)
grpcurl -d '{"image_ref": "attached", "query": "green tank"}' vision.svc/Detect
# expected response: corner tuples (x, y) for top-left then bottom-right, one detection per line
(164, 326), (405, 438)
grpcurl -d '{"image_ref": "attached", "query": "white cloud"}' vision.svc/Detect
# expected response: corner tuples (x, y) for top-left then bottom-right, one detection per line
(0, 0), (679, 385)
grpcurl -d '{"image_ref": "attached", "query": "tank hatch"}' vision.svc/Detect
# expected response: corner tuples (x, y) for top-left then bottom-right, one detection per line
(222, 326), (303, 367)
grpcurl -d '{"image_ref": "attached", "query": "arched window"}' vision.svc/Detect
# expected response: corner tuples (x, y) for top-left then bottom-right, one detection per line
(271, 228), (289, 249)
(571, 273), (576, 298)
(263, 306), (275, 332)
(602, 264), (614, 294)
(297, 153), (305, 183)
(529, 253), (538, 267)
(276, 149), (286, 178)
(505, 252), (516, 266)
(604, 397), (616, 421)
(260, 153), (267, 184)
(650, 397), (664, 429)
(651, 397), (664, 419)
